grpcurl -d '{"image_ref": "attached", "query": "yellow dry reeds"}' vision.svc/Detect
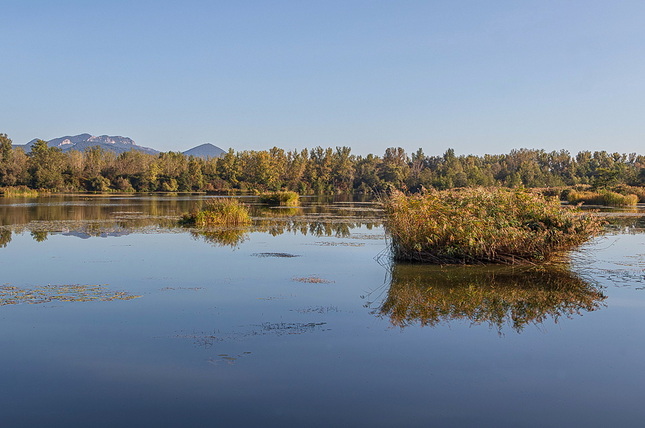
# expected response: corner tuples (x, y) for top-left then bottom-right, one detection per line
(259, 191), (300, 206)
(180, 198), (251, 226)
(567, 190), (638, 206)
(384, 188), (603, 264)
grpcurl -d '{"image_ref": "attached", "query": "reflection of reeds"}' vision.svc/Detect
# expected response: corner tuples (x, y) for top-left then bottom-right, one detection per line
(190, 228), (249, 247)
(378, 264), (606, 333)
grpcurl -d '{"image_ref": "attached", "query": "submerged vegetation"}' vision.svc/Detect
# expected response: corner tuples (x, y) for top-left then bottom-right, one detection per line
(378, 264), (606, 333)
(384, 188), (603, 264)
(259, 191), (300, 206)
(0, 284), (141, 306)
(180, 198), (251, 227)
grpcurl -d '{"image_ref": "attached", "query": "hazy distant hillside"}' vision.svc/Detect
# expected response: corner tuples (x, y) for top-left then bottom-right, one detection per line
(182, 143), (225, 159)
(16, 134), (159, 155)
(14, 134), (226, 158)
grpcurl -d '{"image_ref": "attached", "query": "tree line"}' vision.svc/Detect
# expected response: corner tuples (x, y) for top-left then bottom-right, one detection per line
(1, 133), (644, 193)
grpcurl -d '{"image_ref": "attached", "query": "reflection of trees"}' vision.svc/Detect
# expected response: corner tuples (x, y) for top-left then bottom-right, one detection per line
(377, 264), (606, 333)
(0, 284), (141, 306)
(253, 218), (378, 238)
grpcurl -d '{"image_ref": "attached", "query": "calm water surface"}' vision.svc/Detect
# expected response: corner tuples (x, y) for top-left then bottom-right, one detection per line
(1, 195), (644, 427)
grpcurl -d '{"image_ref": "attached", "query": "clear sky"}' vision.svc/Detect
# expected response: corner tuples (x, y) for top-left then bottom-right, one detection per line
(2, 0), (645, 156)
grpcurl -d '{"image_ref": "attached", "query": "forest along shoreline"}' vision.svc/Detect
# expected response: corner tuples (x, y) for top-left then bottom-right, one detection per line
(1, 133), (645, 199)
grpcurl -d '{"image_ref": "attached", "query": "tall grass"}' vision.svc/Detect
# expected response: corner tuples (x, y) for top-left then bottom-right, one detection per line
(259, 191), (300, 206)
(384, 188), (603, 264)
(612, 185), (645, 203)
(567, 190), (638, 206)
(180, 199), (251, 226)
(0, 186), (40, 197)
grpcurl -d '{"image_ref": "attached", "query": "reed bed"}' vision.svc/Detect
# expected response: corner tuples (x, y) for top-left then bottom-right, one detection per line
(0, 186), (40, 197)
(180, 198), (251, 226)
(612, 185), (645, 203)
(259, 191), (300, 206)
(384, 188), (602, 264)
(567, 189), (638, 206)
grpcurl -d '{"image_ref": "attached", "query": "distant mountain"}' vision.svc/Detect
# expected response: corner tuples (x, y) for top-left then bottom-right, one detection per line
(182, 143), (225, 159)
(16, 133), (159, 155)
(14, 133), (226, 158)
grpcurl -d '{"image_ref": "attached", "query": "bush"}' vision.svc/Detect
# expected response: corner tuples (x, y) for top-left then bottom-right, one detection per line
(384, 188), (603, 264)
(180, 198), (251, 226)
(259, 191), (300, 206)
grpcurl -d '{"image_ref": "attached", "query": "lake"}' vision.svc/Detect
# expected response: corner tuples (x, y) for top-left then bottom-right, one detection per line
(1, 195), (644, 427)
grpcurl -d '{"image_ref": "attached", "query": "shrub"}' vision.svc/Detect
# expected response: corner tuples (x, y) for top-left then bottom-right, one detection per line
(180, 198), (251, 226)
(384, 188), (603, 264)
(259, 191), (300, 206)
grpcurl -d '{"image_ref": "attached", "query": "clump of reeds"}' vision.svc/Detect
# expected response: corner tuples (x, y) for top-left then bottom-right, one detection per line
(383, 188), (603, 264)
(567, 189), (638, 206)
(612, 185), (645, 203)
(259, 191), (300, 206)
(180, 199), (251, 226)
(0, 186), (39, 197)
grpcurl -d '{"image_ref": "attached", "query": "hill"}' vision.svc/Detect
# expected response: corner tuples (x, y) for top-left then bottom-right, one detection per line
(182, 143), (225, 159)
(14, 134), (226, 158)
(16, 134), (159, 155)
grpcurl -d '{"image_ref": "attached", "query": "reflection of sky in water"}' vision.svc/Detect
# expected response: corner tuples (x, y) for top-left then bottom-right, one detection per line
(1, 199), (645, 426)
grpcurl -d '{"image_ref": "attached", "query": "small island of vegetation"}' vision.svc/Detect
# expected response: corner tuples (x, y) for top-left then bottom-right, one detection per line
(179, 198), (251, 227)
(384, 188), (603, 264)
(259, 191), (300, 206)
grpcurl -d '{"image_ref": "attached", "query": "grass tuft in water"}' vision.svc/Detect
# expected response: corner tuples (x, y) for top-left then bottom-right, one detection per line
(259, 191), (300, 206)
(180, 199), (251, 226)
(383, 188), (603, 264)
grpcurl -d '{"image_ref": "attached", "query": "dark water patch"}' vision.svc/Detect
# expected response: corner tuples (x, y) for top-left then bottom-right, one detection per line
(291, 306), (341, 314)
(292, 276), (335, 284)
(311, 241), (365, 247)
(252, 252), (301, 258)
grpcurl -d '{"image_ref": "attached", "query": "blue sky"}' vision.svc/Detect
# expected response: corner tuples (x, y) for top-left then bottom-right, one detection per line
(2, 0), (645, 156)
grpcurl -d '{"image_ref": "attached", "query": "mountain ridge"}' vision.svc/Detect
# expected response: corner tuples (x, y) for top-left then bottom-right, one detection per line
(13, 134), (225, 159)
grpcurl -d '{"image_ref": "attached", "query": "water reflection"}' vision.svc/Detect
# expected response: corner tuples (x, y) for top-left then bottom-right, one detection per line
(0, 195), (383, 248)
(0, 218), (380, 248)
(190, 228), (250, 247)
(377, 264), (606, 333)
(0, 194), (382, 226)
